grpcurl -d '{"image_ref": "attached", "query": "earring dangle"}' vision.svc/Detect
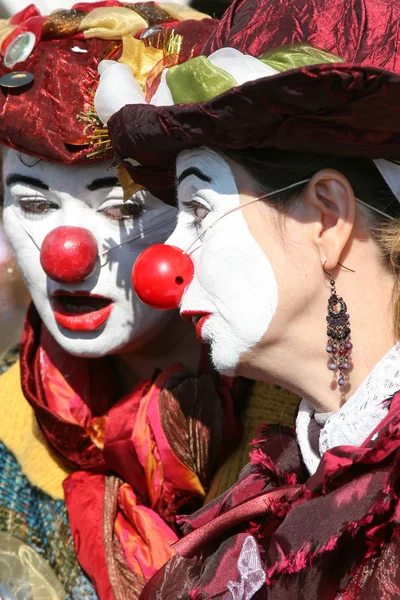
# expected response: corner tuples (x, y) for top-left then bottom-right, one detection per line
(324, 266), (353, 387)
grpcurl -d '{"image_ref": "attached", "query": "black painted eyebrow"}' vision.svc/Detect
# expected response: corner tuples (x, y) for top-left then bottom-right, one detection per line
(177, 168), (212, 186)
(5, 174), (49, 190)
(87, 177), (121, 191)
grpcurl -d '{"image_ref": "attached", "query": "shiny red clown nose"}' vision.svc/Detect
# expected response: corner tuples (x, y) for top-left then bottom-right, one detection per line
(40, 226), (99, 284)
(132, 244), (194, 310)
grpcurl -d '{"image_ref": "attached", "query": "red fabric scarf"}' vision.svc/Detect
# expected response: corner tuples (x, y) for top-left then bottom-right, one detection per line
(139, 393), (400, 599)
(19, 304), (243, 599)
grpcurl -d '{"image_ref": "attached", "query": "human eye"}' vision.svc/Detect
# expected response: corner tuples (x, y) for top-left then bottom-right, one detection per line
(182, 200), (210, 226)
(19, 198), (59, 216)
(99, 201), (144, 221)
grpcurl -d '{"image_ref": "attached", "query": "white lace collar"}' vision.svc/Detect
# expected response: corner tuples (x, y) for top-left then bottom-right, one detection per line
(296, 344), (400, 475)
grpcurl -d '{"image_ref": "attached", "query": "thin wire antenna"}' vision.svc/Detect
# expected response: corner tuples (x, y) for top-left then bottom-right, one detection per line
(6, 208), (41, 250)
(7, 209), (177, 265)
(184, 179), (310, 255)
(355, 197), (396, 221)
(98, 215), (177, 259)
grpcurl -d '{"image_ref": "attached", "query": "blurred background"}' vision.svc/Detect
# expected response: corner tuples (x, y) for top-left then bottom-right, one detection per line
(0, 0), (230, 359)
(0, 207), (30, 358)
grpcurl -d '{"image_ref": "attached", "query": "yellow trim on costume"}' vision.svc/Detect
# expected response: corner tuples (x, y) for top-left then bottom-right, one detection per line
(161, 3), (212, 21)
(0, 20), (14, 51)
(0, 361), (300, 503)
(119, 34), (163, 87)
(81, 7), (147, 39)
(80, 3), (210, 40)
(0, 361), (70, 501)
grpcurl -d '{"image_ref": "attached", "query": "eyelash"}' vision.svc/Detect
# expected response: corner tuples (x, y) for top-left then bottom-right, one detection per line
(18, 199), (144, 222)
(183, 200), (210, 228)
(19, 199), (59, 216)
(99, 202), (144, 221)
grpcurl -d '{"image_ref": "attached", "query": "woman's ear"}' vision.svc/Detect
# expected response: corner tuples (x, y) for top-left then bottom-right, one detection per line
(302, 168), (356, 270)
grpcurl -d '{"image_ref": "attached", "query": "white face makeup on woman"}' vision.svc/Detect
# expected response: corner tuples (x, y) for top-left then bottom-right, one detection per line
(167, 147), (279, 376)
(2, 149), (178, 358)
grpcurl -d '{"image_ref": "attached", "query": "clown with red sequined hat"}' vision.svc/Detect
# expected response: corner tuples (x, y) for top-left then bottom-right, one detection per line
(0, 3), (272, 600)
(96, 0), (400, 598)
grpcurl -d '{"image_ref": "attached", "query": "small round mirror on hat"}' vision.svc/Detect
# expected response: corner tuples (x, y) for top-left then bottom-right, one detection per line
(3, 32), (36, 68)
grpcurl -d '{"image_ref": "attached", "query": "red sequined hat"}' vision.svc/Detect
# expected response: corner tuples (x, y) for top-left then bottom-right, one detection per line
(107, 0), (400, 202)
(0, 1), (215, 164)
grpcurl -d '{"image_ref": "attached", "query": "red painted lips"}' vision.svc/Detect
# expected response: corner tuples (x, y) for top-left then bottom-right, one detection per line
(181, 310), (211, 341)
(52, 291), (113, 332)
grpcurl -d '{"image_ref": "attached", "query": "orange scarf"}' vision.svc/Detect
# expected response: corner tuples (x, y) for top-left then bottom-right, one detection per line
(20, 304), (243, 599)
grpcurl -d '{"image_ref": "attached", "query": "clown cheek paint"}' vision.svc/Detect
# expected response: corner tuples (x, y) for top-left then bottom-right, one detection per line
(172, 148), (279, 376)
(2, 150), (177, 358)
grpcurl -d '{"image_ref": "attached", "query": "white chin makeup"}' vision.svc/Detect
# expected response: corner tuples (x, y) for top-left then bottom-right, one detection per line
(2, 150), (177, 358)
(168, 148), (279, 376)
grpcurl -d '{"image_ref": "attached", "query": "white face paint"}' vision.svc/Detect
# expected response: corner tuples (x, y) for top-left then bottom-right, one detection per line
(2, 149), (177, 357)
(167, 148), (279, 376)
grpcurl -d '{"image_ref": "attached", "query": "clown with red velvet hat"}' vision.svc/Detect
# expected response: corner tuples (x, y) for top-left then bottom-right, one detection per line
(0, 3), (284, 600)
(93, 0), (400, 597)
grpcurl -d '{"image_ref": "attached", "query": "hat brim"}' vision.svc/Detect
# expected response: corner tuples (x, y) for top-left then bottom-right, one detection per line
(109, 62), (400, 203)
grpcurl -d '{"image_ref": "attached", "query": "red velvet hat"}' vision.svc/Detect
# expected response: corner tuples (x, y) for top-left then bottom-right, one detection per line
(107, 0), (400, 202)
(0, 1), (216, 164)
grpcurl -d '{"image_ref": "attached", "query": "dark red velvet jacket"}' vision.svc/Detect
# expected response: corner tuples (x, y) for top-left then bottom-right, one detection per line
(139, 393), (400, 599)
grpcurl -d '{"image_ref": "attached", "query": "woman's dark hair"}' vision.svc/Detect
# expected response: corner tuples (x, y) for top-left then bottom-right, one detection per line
(225, 148), (400, 219)
(225, 147), (400, 337)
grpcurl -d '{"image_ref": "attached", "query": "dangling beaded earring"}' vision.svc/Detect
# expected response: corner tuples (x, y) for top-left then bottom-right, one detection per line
(324, 263), (354, 388)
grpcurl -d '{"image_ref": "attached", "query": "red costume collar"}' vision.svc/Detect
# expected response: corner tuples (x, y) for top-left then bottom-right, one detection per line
(139, 394), (400, 599)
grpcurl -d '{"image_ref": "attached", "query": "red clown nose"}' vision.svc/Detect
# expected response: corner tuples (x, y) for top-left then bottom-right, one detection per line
(132, 244), (194, 310)
(40, 226), (99, 284)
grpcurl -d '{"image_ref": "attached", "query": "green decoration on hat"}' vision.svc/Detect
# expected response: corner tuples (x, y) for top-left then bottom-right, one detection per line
(258, 43), (344, 72)
(165, 44), (343, 106)
(166, 55), (237, 104)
